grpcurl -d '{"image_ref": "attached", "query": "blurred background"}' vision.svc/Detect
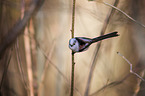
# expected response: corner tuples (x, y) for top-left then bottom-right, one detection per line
(0, 0), (145, 96)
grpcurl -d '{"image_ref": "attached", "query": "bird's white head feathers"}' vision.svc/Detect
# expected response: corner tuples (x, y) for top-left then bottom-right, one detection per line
(69, 38), (79, 52)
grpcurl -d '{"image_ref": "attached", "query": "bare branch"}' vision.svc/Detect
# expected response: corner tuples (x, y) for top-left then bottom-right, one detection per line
(117, 52), (145, 81)
(90, 74), (131, 96)
(0, 49), (12, 91)
(15, 39), (29, 95)
(70, 0), (76, 95)
(90, 51), (144, 96)
(103, 2), (145, 28)
(24, 26), (34, 96)
(0, 0), (44, 59)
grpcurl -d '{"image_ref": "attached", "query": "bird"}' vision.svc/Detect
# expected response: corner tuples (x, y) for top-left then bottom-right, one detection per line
(69, 31), (119, 53)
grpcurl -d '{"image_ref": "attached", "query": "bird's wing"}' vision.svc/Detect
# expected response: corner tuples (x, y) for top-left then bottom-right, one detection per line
(75, 37), (92, 52)
(75, 37), (92, 43)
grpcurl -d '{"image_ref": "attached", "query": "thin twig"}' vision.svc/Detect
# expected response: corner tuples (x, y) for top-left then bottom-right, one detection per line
(38, 41), (56, 96)
(70, 0), (76, 96)
(16, 0), (30, 95)
(84, 0), (119, 96)
(117, 52), (145, 81)
(103, 2), (145, 28)
(0, 49), (12, 91)
(24, 26), (34, 96)
(15, 39), (29, 95)
(90, 73), (131, 96)
(37, 43), (69, 85)
(36, 43), (82, 96)
(90, 51), (144, 96)
(28, 19), (38, 96)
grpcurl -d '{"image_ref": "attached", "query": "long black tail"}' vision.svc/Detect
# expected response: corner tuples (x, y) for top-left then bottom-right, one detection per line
(92, 32), (119, 43)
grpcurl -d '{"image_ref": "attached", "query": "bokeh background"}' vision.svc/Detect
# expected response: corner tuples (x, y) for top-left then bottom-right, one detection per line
(0, 0), (145, 96)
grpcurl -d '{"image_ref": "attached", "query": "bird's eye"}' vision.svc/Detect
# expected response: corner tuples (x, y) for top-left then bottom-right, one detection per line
(73, 40), (76, 45)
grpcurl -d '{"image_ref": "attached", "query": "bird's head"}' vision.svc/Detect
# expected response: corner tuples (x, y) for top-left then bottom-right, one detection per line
(69, 38), (79, 52)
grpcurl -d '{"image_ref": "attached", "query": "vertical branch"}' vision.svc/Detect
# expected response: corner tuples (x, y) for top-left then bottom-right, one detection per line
(70, 52), (75, 96)
(21, 0), (33, 95)
(24, 26), (34, 96)
(84, 0), (119, 96)
(28, 19), (38, 96)
(70, 0), (76, 96)
(15, 40), (29, 95)
(71, 0), (76, 38)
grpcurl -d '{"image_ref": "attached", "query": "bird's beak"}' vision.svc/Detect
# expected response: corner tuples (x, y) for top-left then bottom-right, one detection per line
(69, 44), (73, 47)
